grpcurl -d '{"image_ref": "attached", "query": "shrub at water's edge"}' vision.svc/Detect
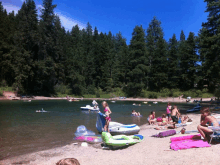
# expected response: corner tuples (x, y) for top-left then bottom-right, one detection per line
(0, 84), (214, 99)
(0, 87), (14, 93)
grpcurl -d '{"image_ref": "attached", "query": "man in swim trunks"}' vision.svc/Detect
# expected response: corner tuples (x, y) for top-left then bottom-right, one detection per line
(171, 105), (180, 127)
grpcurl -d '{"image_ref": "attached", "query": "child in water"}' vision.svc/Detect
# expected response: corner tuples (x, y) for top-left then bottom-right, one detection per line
(131, 110), (141, 116)
(102, 101), (112, 132)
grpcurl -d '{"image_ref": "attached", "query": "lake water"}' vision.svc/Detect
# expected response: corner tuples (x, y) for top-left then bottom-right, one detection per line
(0, 100), (198, 159)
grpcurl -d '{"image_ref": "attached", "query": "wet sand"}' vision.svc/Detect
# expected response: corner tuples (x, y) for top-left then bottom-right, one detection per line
(1, 113), (220, 165)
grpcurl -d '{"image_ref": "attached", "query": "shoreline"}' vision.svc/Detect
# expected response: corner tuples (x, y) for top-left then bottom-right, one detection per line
(1, 113), (220, 165)
(0, 93), (214, 103)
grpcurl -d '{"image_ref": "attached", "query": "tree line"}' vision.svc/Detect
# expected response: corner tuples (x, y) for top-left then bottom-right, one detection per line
(0, 0), (219, 97)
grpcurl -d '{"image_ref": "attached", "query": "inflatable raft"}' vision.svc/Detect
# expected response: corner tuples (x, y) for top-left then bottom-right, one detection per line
(96, 112), (140, 135)
(102, 132), (143, 147)
(186, 104), (201, 113)
(74, 125), (96, 137)
(80, 105), (100, 111)
(74, 125), (102, 143)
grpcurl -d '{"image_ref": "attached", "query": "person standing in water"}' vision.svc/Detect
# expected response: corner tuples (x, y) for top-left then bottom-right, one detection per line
(102, 101), (112, 132)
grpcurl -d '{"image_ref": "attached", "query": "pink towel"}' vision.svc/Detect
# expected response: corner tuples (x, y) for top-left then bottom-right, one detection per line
(170, 134), (211, 151)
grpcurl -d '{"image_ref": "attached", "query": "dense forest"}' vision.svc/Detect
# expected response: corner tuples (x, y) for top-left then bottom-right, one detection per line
(0, 0), (220, 98)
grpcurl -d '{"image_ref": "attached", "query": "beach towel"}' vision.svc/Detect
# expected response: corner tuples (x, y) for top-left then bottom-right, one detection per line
(170, 134), (211, 151)
(152, 130), (176, 138)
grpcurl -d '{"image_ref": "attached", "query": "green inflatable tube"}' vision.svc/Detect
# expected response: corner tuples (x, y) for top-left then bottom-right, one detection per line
(101, 132), (144, 147)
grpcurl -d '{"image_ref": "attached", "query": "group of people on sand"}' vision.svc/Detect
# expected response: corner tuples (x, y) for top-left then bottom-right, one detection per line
(148, 103), (191, 129)
(148, 102), (220, 143)
(102, 100), (220, 143)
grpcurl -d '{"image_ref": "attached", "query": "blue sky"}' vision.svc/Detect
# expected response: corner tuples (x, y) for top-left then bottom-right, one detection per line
(2, 0), (208, 44)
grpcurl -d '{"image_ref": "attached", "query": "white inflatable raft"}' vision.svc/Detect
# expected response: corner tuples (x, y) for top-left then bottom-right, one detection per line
(80, 105), (100, 111)
(96, 112), (140, 135)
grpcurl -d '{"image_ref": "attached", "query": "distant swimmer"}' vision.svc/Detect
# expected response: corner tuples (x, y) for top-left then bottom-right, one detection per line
(131, 110), (141, 116)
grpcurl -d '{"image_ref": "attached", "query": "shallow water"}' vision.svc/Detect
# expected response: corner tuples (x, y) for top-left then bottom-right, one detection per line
(0, 100), (198, 159)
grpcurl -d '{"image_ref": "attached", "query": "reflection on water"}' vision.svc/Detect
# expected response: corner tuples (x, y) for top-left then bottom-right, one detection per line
(0, 100), (199, 159)
(131, 116), (141, 126)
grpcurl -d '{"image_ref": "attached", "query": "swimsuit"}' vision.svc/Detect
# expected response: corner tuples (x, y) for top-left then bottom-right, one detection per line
(104, 108), (111, 121)
(105, 116), (111, 121)
(171, 116), (178, 123)
(166, 107), (171, 114)
(152, 115), (155, 119)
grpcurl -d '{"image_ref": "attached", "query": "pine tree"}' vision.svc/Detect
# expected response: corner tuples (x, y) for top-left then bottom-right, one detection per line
(0, 4), (17, 86)
(82, 23), (95, 89)
(146, 17), (167, 91)
(126, 25), (148, 96)
(167, 34), (178, 88)
(37, 0), (57, 95)
(12, 0), (39, 93)
(66, 24), (85, 95)
(198, 0), (220, 92)
(112, 32), (129, 88)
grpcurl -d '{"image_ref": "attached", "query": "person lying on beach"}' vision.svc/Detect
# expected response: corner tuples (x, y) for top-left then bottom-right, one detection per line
(131, 110), (141, 116)
(181, 115), (189, 124)
(197, 107), (219, 142)
(171, 105), (180, 127)
(157, 114), (168, 126)
(148, 111), (156, 125)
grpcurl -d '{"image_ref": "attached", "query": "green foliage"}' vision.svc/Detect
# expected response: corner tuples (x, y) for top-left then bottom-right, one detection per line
(146, 17), (168, 91)
(112, 88), (125, 97)
(202, 92), (213, 98)
(54, 84), (71, 95)
(0, 86), (14, 96)
(214, 87), (220, 99)
(83, 94), (96, 98)
(198, 0), (220, 92)
(182, 89), (213, 98)
(126, 25), (147, 96)
(0, 1), (219, 98)
(147, 91), (158, 99)
(0, 80), (7, 87)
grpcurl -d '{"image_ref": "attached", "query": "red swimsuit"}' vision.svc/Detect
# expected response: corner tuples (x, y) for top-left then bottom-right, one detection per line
(104, 108), (111, 121)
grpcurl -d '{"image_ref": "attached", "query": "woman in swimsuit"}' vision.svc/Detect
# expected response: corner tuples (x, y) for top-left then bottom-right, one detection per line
(148, 111), (156, 125)
(197, 107), (219, 142)
(157, 114), (168, 126)
(102, 101), (112, 132)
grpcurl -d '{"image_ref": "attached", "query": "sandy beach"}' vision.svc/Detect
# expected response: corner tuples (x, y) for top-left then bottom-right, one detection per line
(1, 113), (220, 165)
